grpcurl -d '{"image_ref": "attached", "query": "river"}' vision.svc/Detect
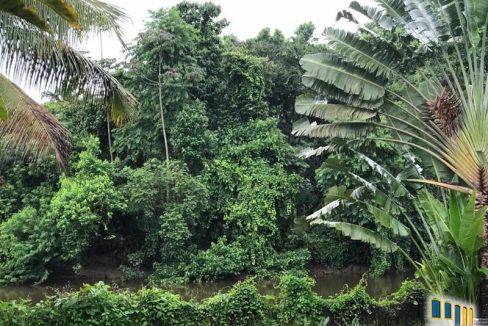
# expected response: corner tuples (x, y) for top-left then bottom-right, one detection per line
(0, 269), (409, 302)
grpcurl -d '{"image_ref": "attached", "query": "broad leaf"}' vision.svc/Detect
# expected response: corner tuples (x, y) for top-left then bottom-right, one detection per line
(314, 221), (399, 253)
(0, 97), (7, 122)
(292, 118), (374, 139)
(324, 27), (399, 78)
(367, 205), (410, 236)
(300, 53), (386, 101)
(295, 97), (377, 121)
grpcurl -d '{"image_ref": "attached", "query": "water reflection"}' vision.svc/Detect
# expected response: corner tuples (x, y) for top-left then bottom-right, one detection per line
(0, 271), (409, 303)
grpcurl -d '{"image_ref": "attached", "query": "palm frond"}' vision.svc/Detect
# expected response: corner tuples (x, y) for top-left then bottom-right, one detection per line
(23, 0), (129, 44)
(0, 13), (137, 124)
(0, 0), (51, 32)
(0, 73), (69, 168)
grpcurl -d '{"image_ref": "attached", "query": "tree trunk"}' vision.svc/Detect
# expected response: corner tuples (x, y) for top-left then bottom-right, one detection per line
(158, 60), (169, 201)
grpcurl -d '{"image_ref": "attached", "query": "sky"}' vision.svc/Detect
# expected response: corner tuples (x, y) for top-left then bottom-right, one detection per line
(91, 0), (361, 60)
(16, 0), (374, 100)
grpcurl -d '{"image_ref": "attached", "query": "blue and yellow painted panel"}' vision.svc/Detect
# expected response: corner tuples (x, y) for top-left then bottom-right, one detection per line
(426, 295), (475, 326)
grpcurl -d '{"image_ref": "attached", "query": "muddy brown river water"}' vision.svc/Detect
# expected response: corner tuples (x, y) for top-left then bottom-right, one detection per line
(0, 270), (409, 302)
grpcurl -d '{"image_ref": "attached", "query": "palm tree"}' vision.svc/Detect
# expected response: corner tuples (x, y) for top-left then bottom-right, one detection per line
(294, 0), (488, 311)
(0, 0), (137, 169)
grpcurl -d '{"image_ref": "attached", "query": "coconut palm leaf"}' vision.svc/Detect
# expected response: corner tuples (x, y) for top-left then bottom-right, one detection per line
(0, 0), (136, 166)
(23, 0), (129, 43)
(0, 0), (52, 32)
(0, 73), (69, 169)
(0, 11), (136, 125)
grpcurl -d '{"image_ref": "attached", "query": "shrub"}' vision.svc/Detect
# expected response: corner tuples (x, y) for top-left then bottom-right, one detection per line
(0, 137), (125, 284)
(202, 279), (268, 326)
(277, 274), (323, 325)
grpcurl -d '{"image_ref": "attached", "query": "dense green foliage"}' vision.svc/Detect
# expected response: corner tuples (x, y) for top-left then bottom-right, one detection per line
(0, 1), (408, 285)
(0, 274), (424, 326)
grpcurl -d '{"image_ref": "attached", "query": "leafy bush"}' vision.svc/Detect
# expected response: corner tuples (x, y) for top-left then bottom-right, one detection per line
(184, 238), (247, 281)
(119, 159), (208, 270)
(254, 249), (311, 278)
(0, 137), (125, 284)
(277, 274), (323, 325)
(202, 279), (267, 325)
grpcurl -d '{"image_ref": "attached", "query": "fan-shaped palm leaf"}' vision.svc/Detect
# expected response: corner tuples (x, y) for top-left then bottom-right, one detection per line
(296, 0), (488, 308)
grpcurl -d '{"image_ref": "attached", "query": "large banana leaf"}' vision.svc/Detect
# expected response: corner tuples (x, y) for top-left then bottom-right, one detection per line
(295, 96), (377, 121)
(458, 196), (485, 254)
(314, 221), (399, 252)
(300, 53), (386, 102)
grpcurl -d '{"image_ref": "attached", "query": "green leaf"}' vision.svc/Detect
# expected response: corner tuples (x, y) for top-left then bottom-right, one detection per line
(458, 196), (485, 253)
(448, 191), (462, 241)
(355, 152), (409, 197)
(300, 53), (386, 102)
(367, 205), (410, 236)
(295, 96), (377, 121)
(438, 254), (464, 275)
(314, 221), (399, 253)
(417, 189), (449, 230)
(324, 27), (398, 78)
(478, 268), (488, 276)
(0, 97), (7, 122)
(292, 117), (374, 139)
(302, 76), (384, 109)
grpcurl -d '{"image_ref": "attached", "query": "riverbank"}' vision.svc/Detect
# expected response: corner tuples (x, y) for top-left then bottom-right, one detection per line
(0, 274), (425, 326)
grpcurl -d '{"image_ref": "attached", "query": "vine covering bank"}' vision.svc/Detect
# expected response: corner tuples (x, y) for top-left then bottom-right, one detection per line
(0, 274), (424, 326)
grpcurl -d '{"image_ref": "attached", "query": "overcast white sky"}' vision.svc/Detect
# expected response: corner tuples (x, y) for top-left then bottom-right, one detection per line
(17, 0), (374, 100)
(91, 0), (359, 60)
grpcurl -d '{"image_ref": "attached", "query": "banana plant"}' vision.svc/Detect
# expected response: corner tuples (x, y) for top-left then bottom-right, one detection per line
(309, 154), (487, 302)
(0, 0), (137, 169)
(294, 0), (488, 301)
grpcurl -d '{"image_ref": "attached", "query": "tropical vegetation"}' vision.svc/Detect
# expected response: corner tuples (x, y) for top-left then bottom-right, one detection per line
(294, 0), (488, 308)
(2, 0), (488, 324)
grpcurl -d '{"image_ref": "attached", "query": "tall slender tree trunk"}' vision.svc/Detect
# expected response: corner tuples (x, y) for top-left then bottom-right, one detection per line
(158, 61), (169, 165)
(106, 110), (113, 162)
(100, 36), (113, 162)
(158, 59), (169, 201)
